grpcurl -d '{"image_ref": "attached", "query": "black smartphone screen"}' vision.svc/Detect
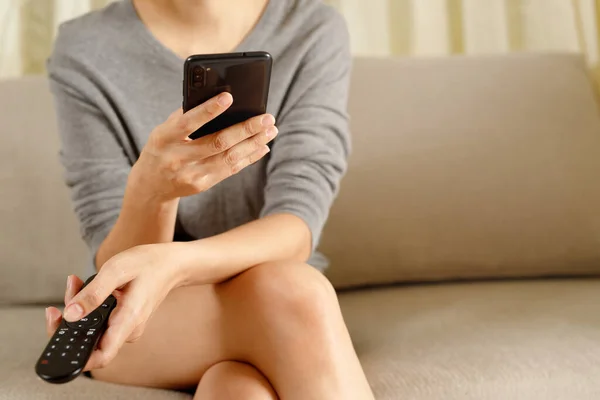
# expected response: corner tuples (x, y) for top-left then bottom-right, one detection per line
(183, 52), (272, 140)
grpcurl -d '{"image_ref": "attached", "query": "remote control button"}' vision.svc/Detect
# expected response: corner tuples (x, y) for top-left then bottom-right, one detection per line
(61, 352), (67, 357)
(70, 360), (80, 365)
(80, 345), (86, 350)
(101, 303), (109, 308)
(86, 329), (96, 336)
(45, 352), (51, 357)
(69, 337), (76, 342)
(58, 330), (66, 335)
(66, 310), (102, 329)
(65, 345), (72, 350)
(54, 338), (61, 342)
(83, 338), (91, 343)
(76, 352), (82, 358)
(50, 345), (56, 349)
(72, 330), (81, 336)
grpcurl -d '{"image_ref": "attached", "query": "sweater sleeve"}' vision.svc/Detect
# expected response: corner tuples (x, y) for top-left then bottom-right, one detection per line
(259, 12), (352, 251)
(47, 33), (131, 269)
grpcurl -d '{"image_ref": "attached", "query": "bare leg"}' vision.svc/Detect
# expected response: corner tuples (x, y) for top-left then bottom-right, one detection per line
(194, 361), (277, 400)
(92, 261), (374, 399)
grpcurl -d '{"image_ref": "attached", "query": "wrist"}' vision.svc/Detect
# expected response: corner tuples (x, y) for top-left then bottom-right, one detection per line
(126, 164), (178, 209)
(166, 241), (206, 288)
(172, 239), (225, 287)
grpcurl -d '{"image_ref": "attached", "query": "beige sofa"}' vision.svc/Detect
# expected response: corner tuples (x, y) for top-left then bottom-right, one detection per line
(1, 54), (600, 399)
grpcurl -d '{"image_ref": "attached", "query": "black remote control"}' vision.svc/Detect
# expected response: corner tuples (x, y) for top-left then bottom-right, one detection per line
(35, 274), (117, 384)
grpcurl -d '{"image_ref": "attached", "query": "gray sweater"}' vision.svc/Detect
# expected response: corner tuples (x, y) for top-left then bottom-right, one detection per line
(47, 0), (351, 274)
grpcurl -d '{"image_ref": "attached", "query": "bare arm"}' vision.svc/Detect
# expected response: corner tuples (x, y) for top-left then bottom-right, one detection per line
(95, 96), (278, 268)
(176, 213), (311, 286)
(95, 182), (179, 268)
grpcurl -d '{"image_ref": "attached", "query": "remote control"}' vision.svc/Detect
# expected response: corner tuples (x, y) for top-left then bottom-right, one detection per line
(35, 274), (117, 384)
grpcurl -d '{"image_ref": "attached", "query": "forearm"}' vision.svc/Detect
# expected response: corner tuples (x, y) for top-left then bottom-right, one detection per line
(177, 213), (312, 285)
(96, 176), (179, 268)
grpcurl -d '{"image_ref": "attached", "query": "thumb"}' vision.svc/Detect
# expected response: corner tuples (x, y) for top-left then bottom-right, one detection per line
(63, 278), (113, 322)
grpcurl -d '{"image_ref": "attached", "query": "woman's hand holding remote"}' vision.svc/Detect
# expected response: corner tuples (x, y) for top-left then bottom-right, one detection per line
(46, 242), (192, 371)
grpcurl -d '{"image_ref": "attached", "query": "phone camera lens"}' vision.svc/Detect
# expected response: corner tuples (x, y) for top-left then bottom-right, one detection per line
(191, 66), (205, 88)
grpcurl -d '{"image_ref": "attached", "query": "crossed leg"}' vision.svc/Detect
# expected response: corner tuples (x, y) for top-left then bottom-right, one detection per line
(90, 261), (374, 399)
(195, 361), (277, 399)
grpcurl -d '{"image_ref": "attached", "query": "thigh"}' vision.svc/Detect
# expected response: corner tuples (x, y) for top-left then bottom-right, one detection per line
(91, 283), (225, 390)
(91, 261), (340, 394)
(195, 361), (277, 400)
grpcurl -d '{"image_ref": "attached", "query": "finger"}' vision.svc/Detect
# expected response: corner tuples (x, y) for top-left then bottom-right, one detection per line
(45, 307), (62, 337)
(64, 264), (134, 322)
(220, 126), (277, 168)
(200, 145), (271, 189)
(165, 92), (233, 141)
(64, 275), (84, 305)
(192, 113), (275, 158)
(84, 307), (138, 371)
(167, 108), (183, 121)
(173, 124), (277, 166)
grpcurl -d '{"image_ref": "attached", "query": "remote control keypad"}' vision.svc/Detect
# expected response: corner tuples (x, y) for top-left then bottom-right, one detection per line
(35, 293), (116, 384)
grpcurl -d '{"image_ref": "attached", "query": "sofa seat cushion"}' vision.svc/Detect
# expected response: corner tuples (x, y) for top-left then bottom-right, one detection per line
(1, 279), (598, 399)
(338, 278), (600, 400)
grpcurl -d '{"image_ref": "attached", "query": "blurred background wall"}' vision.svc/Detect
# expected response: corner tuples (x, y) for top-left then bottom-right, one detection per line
(0, 0), (598, 79)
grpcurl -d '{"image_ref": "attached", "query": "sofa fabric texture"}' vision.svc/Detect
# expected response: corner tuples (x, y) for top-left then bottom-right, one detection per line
(323, 54), (600, 288)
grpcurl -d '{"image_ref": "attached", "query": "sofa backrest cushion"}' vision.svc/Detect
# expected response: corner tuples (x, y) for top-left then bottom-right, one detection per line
(322, 54), (600, 288)
(0, 77), (87, 305)
(2, 54), (600, 302)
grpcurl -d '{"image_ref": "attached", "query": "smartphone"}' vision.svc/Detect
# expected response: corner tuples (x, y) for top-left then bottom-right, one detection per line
(183, 51), (272, 140)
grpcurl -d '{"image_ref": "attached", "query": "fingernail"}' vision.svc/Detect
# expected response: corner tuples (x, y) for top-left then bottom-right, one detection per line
(66, 275), (71, 291)
(265, 126), (278, 138)
(217, 93), (232, 106)
(264, 146), (271, 154)
(45, 307), (50, 322)
(262, 114), (275, 127)
(64, 303), (83, 321)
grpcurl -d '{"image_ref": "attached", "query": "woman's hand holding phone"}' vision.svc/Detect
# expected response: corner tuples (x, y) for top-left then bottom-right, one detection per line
(129, 91), (277, 202)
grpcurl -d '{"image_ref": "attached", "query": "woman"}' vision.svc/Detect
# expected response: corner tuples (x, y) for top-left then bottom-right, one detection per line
(43, 0), (374, 398)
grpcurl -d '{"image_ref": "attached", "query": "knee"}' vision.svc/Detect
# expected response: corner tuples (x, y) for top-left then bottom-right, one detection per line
(237, 261), (339, 326)
(197, 361), (276, 399)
